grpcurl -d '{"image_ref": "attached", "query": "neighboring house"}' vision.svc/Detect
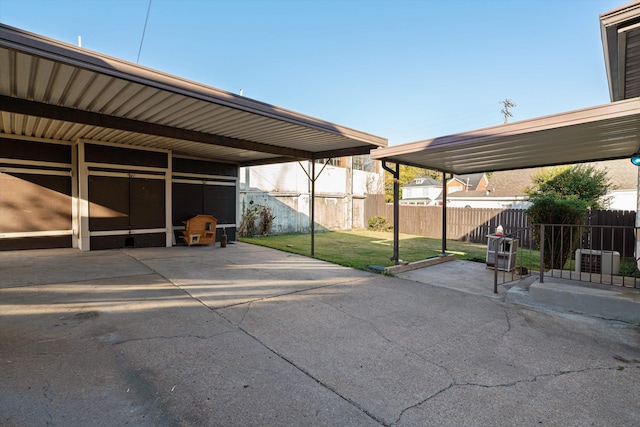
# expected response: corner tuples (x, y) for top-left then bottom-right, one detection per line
(400, 177), (442, 205)
(240, 154), (383, 232)
(447, 169), (532, 209)
(400, 173), (489, 206)
(446, 159), (638, 210)
(446, 173), (489, 195)
(401, 173), (489, 206)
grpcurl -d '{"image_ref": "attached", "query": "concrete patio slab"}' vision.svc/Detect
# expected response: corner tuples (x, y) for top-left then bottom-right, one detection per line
(1, 243), (639, 426)
(395, 258), (514, 298)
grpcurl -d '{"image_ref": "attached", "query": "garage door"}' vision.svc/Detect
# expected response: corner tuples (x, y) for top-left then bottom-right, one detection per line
(0, 138), (72, 250)
(84, 143), (168, 250)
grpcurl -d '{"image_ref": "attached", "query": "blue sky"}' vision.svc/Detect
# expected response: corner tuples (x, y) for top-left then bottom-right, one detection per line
(0, 0), (625, 145)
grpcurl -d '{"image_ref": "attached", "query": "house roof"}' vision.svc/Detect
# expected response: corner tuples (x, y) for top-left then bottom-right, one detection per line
(483, 169), (536, 197)
(0, 24), (387, 166)
(370, 3), (640, 175)
(449, 173), (485, 190)
(403, 177), (442, 187)
(450, 158), (638, 199)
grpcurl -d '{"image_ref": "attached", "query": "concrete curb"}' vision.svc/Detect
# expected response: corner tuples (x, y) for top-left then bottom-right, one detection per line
(507, 278), (640, 325)
(385, 253), (456, 274)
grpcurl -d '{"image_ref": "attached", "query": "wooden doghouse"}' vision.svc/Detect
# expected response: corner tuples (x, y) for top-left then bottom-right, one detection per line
(182, 215), (217, 246)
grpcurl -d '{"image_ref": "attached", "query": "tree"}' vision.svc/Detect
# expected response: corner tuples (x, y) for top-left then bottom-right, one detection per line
(383, 164), (441, 202)
(525, 165), (612, 209)
(525, 164), (614, 269)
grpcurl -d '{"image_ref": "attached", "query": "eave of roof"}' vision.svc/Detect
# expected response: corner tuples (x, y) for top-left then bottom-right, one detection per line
(601, 1), (640, 101)
(0, 24), (387, 166)
(370, 98), (640, 175)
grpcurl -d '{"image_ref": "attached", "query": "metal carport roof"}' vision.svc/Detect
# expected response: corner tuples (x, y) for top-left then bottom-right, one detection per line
(370, 98), (640, 175)
(0, 24), (387, 165)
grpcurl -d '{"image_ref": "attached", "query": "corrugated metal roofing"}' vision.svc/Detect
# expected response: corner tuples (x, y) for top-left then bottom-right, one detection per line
(0, 24), (387, 165)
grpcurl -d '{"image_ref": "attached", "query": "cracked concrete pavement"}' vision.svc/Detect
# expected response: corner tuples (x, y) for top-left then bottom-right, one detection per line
(1, 243), (639, 426)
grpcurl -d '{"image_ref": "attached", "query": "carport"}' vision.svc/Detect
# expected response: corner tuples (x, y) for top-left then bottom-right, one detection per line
(370, 2), (640, 264)
(0, 24), (386, 251)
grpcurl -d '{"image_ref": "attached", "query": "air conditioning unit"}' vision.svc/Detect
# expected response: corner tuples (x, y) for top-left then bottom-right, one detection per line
(575, 249), (620, 275)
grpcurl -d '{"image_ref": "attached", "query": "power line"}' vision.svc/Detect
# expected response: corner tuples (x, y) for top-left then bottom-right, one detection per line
(136, 0), (153, 64)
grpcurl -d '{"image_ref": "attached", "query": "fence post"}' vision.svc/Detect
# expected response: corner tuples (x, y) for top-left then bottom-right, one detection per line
(494, 236), (500, 294)
(539, 224), (545, 283)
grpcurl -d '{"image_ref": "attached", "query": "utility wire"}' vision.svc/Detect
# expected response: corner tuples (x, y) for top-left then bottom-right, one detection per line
(136, 0), (153, 64)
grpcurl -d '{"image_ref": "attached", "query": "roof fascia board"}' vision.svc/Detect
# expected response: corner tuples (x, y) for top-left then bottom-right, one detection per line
(239, 157), (299, 167)
(313, 145), (376, 160)
(1, 95), (314, 159)
(0, 24), (387, 148)
(600, 2), (640, 27)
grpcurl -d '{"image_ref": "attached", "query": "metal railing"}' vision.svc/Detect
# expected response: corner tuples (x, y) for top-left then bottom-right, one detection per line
(487, 223), (640, 293)
(537, 223), (639, 288)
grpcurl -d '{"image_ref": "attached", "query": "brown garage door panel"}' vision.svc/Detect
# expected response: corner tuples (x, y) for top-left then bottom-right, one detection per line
(0, 138), (71, 164)
(203, 185), (236, 224)
(88, 176), (129, 231)
(173, 157), (237, 177)
(0, 172), (72, 233)
(130, 178), (165, 229)
(172, 183), (204, 225)
(0, 236), (71, 250)
(90, 233), (165, 250)
(85, 143), (167, 168)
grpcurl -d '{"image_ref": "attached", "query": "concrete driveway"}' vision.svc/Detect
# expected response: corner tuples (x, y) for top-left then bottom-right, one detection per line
(1, 243), (639, 426)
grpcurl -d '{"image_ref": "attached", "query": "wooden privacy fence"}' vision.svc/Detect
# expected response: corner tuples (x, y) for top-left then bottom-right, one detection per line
(583, 209), (637, 255)
(364, 194), (636, 251)
(364, 194), (531, 244)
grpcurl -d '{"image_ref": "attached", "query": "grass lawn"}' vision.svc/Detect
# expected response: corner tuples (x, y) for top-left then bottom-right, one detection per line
(239, 230), (541, 272)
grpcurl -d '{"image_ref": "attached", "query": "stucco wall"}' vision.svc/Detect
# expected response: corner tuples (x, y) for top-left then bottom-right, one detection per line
(239, 191), (361, 234)
(239, 162), (382, 234)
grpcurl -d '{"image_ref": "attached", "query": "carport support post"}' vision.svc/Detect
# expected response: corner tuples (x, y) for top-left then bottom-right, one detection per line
(382, 161), (400, 265)
(636, 165), (640, 273)
(299, 159), (331, 257)
(442, 171), (447, 254)
(311, 160), (316, 256)
(539, 224), (545, 283)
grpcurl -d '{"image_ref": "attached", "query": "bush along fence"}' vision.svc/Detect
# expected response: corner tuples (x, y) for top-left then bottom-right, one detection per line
(364, 194), (635, 252)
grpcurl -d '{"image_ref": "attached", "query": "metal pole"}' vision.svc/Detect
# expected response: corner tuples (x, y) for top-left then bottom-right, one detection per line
(393, 167), (399, 264)
(539, 224), (545, 283)
(442, 171), (447, 254)
(494, 236), (500, 294)
(311, 160), (315, 256)
(299, 159), (331, 258)
(382, 161), (400, 264)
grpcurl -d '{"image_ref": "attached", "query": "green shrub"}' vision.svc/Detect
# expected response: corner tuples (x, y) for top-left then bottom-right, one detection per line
(526, 195), (588, 269)
(368, 216), (393, 232)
